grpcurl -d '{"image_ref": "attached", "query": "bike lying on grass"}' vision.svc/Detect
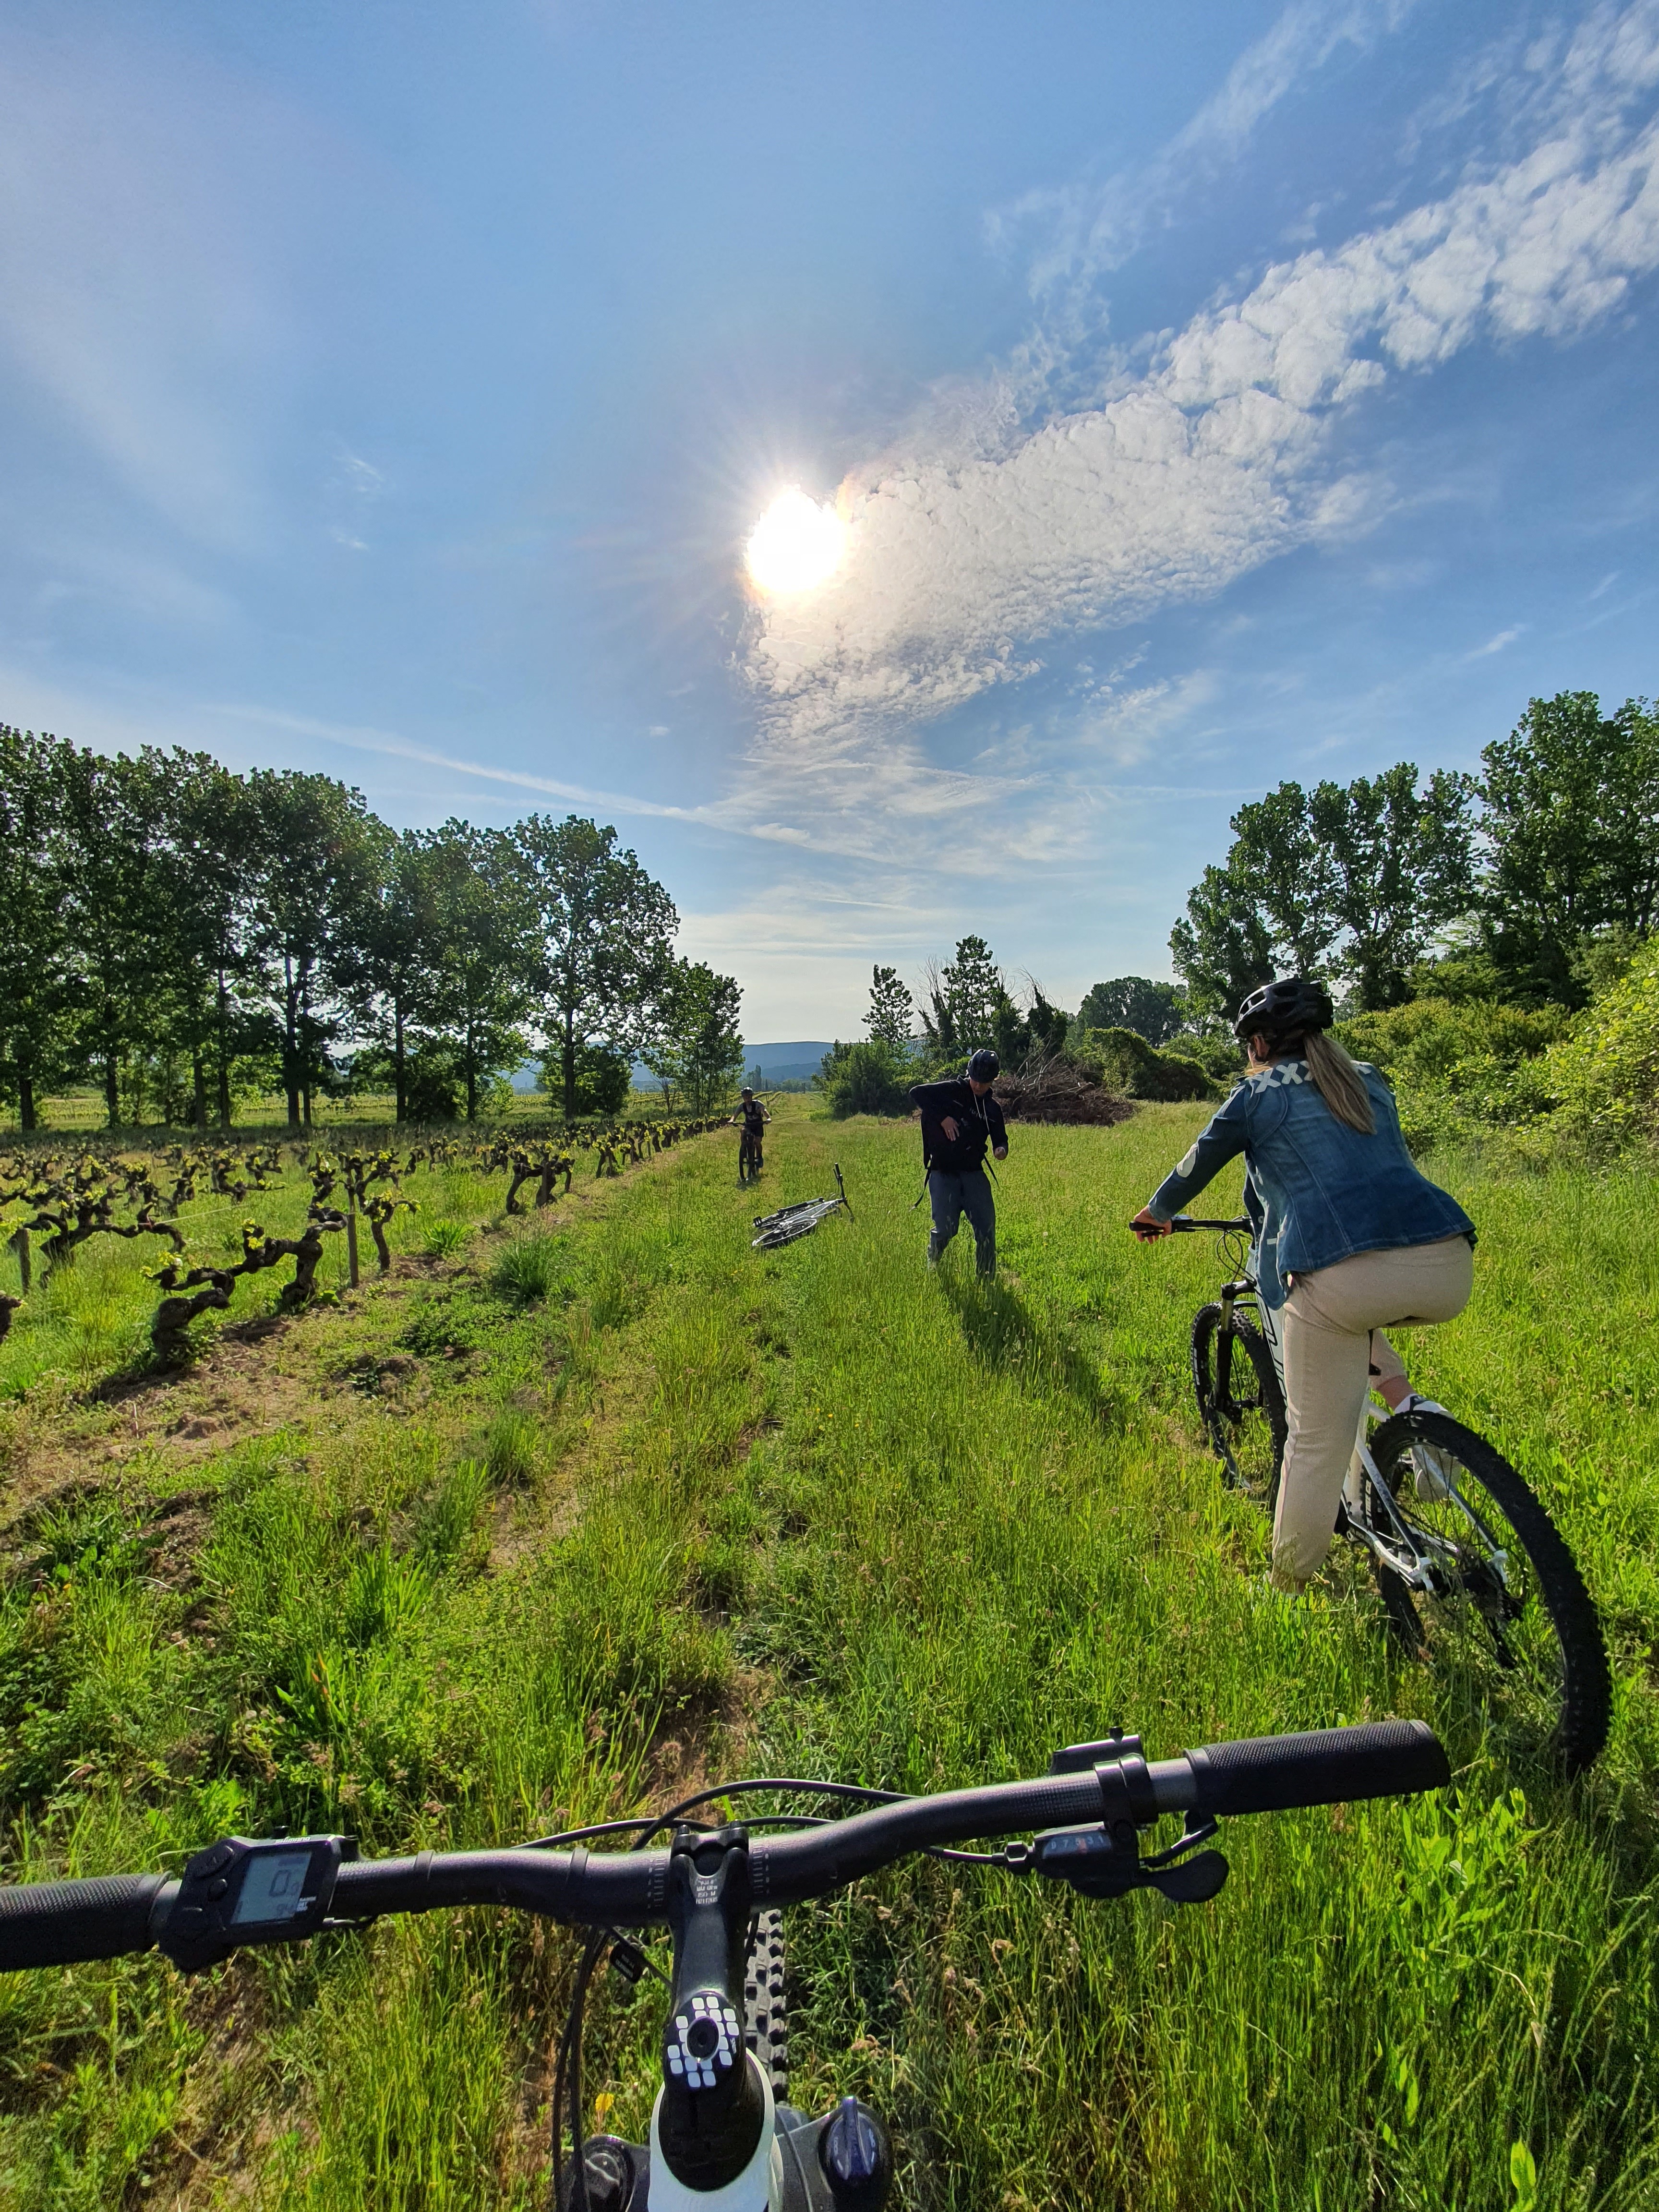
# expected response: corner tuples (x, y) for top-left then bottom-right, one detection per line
(1156, 1214), (1610, 1774)
(0, 1719), (1448, 2210)
(750, 1167), (853, 1252)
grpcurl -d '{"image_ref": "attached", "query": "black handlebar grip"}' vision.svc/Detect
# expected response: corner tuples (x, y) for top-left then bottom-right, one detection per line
(0, 1873), (168, 1970)
(1186, 1720), (1449, 1818)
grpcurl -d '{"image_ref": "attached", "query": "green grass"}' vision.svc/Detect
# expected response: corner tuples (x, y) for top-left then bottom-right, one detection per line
(0, 1100), (1655, 2208)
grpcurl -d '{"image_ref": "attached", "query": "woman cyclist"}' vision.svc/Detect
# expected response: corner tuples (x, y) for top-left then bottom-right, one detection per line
(1131, 977), (1476, 1592)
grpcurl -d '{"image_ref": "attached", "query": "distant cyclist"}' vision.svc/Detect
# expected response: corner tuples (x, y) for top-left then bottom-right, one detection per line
(1131, 977), (1475, 1592)
(731, 1087), (771, 1173)
(909, 1048), (1009, 1277)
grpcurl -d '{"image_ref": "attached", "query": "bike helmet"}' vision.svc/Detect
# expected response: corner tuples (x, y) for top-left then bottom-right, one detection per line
(741, 1086), (754, 1099)
(1232, 975), (1334, 1045)
(966, 1048), (1000, 1082)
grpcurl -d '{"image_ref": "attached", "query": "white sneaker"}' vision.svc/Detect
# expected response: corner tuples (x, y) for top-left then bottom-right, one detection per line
(1395, 1395), (1456, 1501)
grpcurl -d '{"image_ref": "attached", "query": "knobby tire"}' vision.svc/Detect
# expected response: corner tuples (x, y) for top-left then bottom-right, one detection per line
(744, 1910), (788, 2101)
(1367, 1409), (1611, 1773)
(1191, 1303), (1286, 1512)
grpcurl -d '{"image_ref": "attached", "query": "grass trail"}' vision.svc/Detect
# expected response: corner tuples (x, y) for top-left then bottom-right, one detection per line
(0, 1102), (1655, 2209)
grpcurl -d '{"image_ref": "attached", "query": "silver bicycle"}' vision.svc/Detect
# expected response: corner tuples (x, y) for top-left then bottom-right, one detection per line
(1170, 1215), (1610, 1774)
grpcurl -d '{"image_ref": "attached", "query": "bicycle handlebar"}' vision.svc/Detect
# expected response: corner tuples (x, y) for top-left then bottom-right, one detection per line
(0, 1721), (1447, 1972)
(1131, 1214), (1251, 1233)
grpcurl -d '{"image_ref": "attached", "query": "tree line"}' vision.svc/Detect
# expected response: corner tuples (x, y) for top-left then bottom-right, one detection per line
(1169, 691), (1659, 1020)
(820, 688), (1657, 1122)
(0, 727), (745, 1132)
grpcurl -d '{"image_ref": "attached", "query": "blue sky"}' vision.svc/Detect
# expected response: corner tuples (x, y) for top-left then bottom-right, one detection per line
(1, 0), (1655, 1039)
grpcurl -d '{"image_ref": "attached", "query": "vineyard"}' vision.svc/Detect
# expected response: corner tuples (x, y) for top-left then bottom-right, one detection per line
(0, 1115), (726, 1386)
(1, 1096), (1657, 2209)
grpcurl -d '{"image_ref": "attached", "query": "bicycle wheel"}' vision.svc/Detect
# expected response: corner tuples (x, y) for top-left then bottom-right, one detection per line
(744, 1910), (788, 2101)
(1191, 1303), (1286, 1509)
(1367, 1409), (1611, 1773)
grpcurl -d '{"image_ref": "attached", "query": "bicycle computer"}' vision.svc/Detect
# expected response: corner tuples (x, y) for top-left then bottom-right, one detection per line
(159, 1834), (348, 1973)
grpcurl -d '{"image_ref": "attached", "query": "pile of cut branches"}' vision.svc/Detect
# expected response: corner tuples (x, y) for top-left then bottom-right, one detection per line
(992, 1056), (1137, 1128)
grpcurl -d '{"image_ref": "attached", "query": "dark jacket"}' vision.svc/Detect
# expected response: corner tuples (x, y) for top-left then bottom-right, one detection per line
(1147, 1058), (1474, 1309)
(908, 1079), (1008, 1175)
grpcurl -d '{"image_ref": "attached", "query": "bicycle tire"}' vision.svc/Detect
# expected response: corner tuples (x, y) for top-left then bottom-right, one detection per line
(1367, 1409), (1611, 1774)
(1191, 1303), (1286, 1510)
(744, 1910), (788, 2101)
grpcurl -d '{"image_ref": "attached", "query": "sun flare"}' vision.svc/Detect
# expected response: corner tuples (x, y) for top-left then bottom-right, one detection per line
(745, 487), (847, 597)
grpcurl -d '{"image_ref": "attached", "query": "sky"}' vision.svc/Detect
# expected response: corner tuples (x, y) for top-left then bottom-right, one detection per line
(1, 0), (1656, 1042)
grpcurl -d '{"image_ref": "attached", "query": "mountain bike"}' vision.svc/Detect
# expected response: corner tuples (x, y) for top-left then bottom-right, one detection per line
(0, 1719), (1448, 2209)
(751, 1168), (853, 1251)
(1161, 1215), (1610, 1773)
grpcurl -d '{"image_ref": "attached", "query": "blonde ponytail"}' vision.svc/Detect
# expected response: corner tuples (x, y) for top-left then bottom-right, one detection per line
(1302, 1029), (1375, 1135)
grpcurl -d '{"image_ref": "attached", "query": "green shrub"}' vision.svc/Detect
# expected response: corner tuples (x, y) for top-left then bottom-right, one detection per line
(1336, 996), (1570, 1149)
(491, 1232), (565, 1305)
(819, 1039), (915, 1118)
(1070, 1026), (1220, 1102)
(1541, 937), (1659, 1148)
(481, 1409), (541, 1487)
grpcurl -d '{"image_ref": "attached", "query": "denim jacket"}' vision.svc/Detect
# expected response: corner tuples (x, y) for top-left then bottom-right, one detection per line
(1146, 1058), (1474, 1310)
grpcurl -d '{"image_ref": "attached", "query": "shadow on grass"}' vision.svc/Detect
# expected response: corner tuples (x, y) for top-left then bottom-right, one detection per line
(937, 1268), (1123, 1426)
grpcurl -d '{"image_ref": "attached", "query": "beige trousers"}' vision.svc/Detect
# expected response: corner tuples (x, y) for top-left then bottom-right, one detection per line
(1272, 1236), (1474, 1588)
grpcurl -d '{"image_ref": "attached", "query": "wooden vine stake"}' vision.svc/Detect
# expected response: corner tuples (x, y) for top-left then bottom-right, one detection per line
(8, 1227), (28, 1295)
(346, 1206), (360, 1289)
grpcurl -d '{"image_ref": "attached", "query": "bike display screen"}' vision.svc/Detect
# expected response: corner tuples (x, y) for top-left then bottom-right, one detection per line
(230, 1847), (316, 1925)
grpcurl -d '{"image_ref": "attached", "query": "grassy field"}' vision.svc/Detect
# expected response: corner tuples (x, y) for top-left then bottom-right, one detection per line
(1, 1098), (1655, 2209)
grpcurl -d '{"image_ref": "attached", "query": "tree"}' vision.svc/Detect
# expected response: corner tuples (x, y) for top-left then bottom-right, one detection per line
(338, 829), (443, 1122)
(1077, 977), (1186, 1046)
(0, 726), (75, 1130)
(422, 823), (537, 1123)
(921, 936), (1010, 1057)
(1169, 866), (1275, 1027)
(245, 771), (381, 1128)
(641, 959), (744, 1116)
(55, 745), (173, 1126)
(149, 749), (263, 1130)
(535, 1040), (633, 1116)
(515, 815), (677, 1120)
(1479, 692), (1659, 1002)
(1170, 766), (1474, 1017)
(864, 964), (914, 1050)
(1310, 765), (1474, 1009)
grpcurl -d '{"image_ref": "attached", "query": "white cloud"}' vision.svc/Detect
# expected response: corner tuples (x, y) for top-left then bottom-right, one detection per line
(989, 0), (1421, 310)
(1467, 624), (1526, 658)
(741, 2), (1659, 770)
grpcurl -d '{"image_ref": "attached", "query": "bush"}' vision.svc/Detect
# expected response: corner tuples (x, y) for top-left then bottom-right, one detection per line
(1070, 1026), (1220, 1102)
(1540, 938), (1659, 1149)
(537, 1043), (632, 1118)
(492, 1232), (565, 1305)
(818, 1040), (914, 1118)
(1335, 996), (1570, 1149)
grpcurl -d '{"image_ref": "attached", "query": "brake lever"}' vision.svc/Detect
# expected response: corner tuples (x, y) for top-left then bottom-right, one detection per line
(1013, 1812), (1229, 1906)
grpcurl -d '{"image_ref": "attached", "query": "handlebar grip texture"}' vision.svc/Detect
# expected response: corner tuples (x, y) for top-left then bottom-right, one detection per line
(1186, 1720), (1448, 1817)
(0, 1873), (167, 1970)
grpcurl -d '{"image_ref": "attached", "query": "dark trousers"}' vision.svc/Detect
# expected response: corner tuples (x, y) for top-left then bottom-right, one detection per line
(927, 1168), (996, 1276)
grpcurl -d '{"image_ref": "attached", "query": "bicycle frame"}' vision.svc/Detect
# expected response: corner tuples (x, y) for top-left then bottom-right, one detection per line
(1225, 1258), (1514, 1604)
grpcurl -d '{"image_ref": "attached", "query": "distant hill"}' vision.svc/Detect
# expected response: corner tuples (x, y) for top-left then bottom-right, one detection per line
(741, 1041), (835, 1084)
(511, 1043), (837, 1094)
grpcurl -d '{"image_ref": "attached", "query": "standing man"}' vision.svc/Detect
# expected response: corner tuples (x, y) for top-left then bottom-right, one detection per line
(908, 1048), (1008, 1277)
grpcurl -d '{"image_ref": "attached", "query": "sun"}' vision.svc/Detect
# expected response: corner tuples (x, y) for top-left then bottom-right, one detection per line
(745, 487), (847, 597)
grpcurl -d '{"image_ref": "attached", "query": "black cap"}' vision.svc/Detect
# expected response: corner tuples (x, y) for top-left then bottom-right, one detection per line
(966, 1048), (1000, 1082)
